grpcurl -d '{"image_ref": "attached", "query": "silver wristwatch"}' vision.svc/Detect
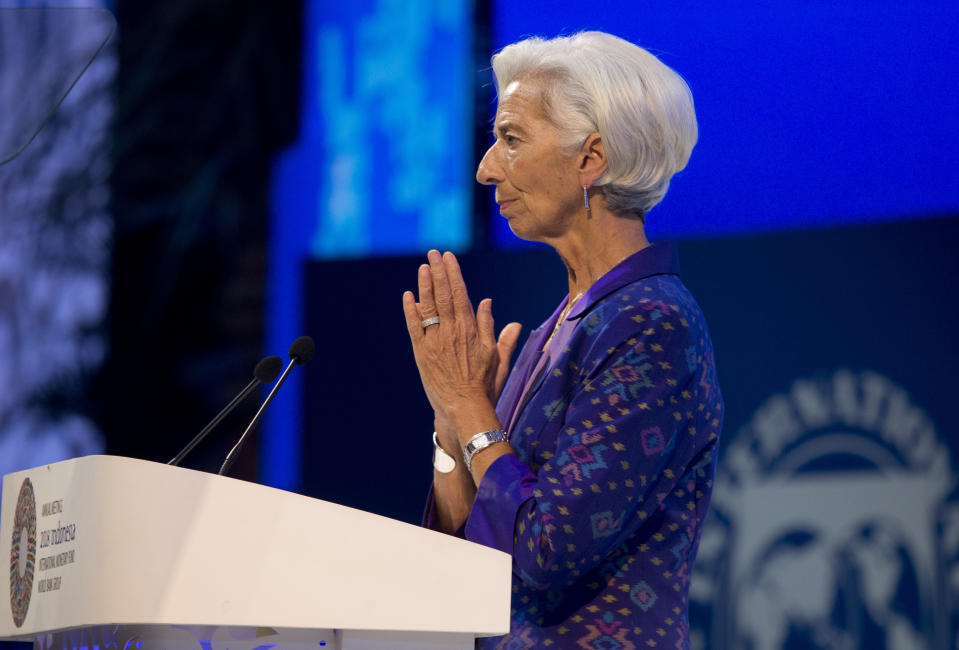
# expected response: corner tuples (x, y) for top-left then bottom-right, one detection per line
(432, 431), (456, 473)
(463, 429), (508, 471)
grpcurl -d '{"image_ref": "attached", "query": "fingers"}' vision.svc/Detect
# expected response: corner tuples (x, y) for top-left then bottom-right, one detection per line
(443, 251), (474, 323)
(495, 321), (523, 397)
(409, 251), (468, 339)
(477, 298), (495, 344)
(417, 263), (436, 319)
(405, 251), (509, 419)
(428, 250), (454, 321)
(499, 322), (523, 356)
(402, 290), (424, 341)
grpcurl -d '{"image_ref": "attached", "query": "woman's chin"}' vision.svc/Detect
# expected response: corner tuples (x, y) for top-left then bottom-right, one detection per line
(506, 220), (535, 242)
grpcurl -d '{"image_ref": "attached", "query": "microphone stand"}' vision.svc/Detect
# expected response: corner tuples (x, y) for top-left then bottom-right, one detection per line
(169, 376), (260, 466)
(218, 358), (296, 476)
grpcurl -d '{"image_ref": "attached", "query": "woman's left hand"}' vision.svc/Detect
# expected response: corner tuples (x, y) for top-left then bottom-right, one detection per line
(402, 250), (521, 429)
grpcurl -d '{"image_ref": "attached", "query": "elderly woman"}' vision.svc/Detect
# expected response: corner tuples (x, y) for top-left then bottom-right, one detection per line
(403, 31), (722, 649)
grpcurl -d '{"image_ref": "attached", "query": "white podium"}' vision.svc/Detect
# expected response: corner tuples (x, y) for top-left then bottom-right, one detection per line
(0, 456), (511, 649)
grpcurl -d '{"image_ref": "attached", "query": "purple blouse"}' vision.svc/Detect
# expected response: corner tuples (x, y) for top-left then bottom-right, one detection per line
(425, 242), (723, 650)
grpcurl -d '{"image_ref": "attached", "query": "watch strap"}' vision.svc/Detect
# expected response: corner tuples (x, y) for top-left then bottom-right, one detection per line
(463, 428), (508, 471)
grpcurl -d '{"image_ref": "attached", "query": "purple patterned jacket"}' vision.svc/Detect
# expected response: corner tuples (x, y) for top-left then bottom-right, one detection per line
(426, 242), (723, 650)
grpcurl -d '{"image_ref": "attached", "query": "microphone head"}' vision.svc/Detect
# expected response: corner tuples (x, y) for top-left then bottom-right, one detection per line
(254, 355), (283, 383)
(289, 336), (315, 365)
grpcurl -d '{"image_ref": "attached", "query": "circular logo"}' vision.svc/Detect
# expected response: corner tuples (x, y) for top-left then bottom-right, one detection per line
(690, 370), (955, 649)
(9, 478), (37, 628)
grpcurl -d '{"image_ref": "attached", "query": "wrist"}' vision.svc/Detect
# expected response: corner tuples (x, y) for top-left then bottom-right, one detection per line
(433, 416), (459, 455)
(447, 402), (501, 447)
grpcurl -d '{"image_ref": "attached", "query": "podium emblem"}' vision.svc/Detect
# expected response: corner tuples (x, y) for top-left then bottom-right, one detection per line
(9, 478), (37, 628)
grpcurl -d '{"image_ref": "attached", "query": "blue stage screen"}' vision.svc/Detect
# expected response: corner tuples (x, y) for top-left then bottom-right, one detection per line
(274, 0), (474, 260)
(490, 1), (959, 246)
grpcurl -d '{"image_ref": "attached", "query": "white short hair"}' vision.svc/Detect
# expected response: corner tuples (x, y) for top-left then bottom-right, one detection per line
(490, 31), (698, 219)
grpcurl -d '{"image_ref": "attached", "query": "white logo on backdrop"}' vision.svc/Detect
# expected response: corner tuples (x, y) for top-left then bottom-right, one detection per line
(690, 369), (959, 650)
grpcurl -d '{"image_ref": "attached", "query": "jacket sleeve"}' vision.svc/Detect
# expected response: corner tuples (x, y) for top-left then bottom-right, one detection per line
(464, 296), (718, 590)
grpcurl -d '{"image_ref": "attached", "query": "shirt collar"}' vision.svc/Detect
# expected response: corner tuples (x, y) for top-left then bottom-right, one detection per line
(567, 241), (681, 320)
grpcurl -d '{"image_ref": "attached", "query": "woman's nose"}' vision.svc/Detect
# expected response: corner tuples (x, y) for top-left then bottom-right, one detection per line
(475, 142), (504, 186)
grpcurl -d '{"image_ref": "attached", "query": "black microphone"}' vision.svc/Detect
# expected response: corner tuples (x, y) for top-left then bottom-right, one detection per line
(168, 355), (283, 466)
(218, 336), (315, 476)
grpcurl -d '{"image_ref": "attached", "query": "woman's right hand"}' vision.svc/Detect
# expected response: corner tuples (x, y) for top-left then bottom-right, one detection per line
(431, 318), (521, 454)
(492, 320), (523, 402)
(402, 250), (521, 444)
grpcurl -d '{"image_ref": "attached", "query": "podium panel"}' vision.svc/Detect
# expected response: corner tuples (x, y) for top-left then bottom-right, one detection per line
(1, 456), (510, 649)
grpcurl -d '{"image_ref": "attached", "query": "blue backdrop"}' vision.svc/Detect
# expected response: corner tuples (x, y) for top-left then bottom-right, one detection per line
(267, 2), (959, 649)
(490, 0), (959, 245)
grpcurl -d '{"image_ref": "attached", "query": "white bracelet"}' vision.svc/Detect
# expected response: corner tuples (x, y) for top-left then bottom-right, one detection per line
(432, 431), (456, 473)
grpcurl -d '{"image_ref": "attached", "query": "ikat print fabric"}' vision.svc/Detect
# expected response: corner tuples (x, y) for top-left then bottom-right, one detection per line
(426, 243), (723, 650)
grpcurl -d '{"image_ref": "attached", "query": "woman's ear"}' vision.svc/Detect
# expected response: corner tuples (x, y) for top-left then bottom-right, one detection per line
(578, 132), (608, 188)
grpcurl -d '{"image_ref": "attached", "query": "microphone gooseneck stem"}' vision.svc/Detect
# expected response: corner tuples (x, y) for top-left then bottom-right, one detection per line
(169, 376), (260, 466)
(218, 358), (297, 476)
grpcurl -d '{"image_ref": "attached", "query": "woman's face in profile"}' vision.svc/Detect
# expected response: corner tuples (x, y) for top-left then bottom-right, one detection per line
(476, 78), (583, 243)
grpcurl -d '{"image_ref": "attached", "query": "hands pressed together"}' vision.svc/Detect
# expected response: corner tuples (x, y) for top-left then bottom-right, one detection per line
(402, 250), (522, 487)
